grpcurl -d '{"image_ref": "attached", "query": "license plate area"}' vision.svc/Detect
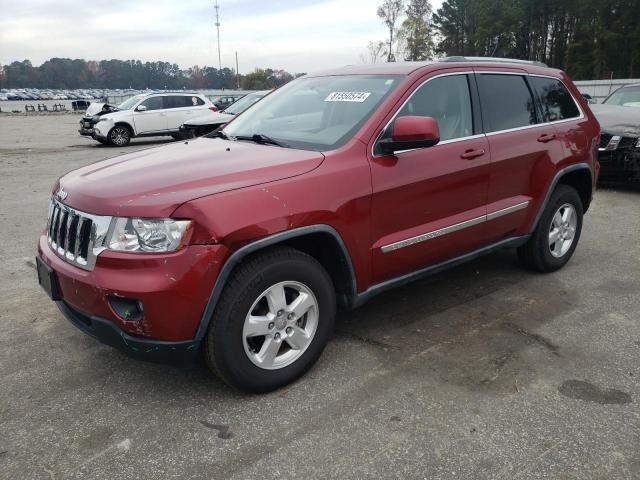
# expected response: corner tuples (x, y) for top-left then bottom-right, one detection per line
(36, 257), (62, 301)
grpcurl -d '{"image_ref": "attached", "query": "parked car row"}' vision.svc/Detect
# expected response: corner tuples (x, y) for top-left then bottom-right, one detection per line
(0, 88), (108, 101)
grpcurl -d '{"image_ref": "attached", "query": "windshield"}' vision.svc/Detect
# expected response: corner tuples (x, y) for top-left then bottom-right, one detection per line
(224, 92), (266, 115)
(117, 94), (145, 110)
(604, 86), (640, 107)
(223, 75), (403, 151)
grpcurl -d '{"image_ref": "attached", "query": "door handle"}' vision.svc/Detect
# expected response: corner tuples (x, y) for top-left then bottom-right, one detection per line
(460, 148), (486, 160)
(537, 133), (556, 143)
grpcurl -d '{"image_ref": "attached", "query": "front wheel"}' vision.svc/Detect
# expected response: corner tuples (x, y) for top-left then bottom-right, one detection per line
(517, 184), (583, 272)
(107, 125), (131, 146)
(203, 247), (336, 393)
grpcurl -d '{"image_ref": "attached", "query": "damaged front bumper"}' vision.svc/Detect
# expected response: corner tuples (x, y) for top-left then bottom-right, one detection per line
(598, 136), (640, 181)
(37, 234), (229, 365)
(57, 301), (199, 364)
(78, 116), (96, 137)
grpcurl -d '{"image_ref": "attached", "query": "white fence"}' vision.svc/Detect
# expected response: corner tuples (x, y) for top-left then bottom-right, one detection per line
(573, 79), (639, 103)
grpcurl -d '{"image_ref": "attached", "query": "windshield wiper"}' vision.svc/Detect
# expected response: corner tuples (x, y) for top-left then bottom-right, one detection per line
(235, 133), (288, 148)
(210, 130), (230, 140)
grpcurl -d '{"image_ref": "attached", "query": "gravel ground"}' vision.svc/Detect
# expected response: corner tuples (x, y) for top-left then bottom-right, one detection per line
(1, 114), (639, 480)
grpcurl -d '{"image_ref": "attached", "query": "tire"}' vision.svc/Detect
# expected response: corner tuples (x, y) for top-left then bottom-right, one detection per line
(517, 184), (583, 272)
(107, 125), (131, 146)
(203, 247), (336, 393)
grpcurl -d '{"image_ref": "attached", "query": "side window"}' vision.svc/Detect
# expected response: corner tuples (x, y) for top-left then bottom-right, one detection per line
(164, 96), (192, 109)
(530, 77), (580, 122)
(477, 74), (537, 132)
(139, 96), (163, 111)
(395, 75), (473, 142)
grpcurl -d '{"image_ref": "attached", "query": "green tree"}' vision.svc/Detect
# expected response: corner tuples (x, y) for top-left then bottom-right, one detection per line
(378, 0), (405, 61)
(241, 69), (271, 89)
(400, 0), (435, 60)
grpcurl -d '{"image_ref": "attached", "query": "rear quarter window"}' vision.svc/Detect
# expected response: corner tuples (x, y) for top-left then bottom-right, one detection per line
(477, 74), (537, 132)
(530, 77), (580, 122)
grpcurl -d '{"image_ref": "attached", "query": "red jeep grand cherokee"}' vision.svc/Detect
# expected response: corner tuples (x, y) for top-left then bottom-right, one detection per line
(37, 58), (600, 392)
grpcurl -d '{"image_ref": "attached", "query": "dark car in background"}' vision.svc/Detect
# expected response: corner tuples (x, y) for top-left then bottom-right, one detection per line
(179, 90), (270, 138)
(591, 84), (640, 182)
(212, 94), (245, 111)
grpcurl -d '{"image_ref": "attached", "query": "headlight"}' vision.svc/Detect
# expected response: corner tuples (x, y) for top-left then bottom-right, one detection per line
(108, 218), (191, 252)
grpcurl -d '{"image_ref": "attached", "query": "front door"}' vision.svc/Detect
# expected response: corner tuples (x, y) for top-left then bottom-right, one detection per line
(369, 72), (491, 283)
(133, 96), (167, 134)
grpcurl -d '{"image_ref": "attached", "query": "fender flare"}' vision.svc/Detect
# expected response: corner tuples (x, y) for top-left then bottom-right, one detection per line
(194, 224), (357, 341)
(530, 162), (593, 233)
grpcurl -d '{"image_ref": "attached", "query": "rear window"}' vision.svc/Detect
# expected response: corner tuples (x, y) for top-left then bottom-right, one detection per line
(477, 74), (537, 132)
(164, 96), (203, 108)
(530, 77), (580, 121)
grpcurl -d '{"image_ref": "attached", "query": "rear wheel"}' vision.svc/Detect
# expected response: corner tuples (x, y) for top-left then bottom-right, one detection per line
(203, 247), (336, 393)
(517, 184), (583, 272)
(108, 125), (131, 146)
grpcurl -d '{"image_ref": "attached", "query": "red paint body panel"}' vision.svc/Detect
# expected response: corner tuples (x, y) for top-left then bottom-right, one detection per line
(38, 235), (228, 340)
(38, 61), (600, 345)
(58, 139), (324, 217)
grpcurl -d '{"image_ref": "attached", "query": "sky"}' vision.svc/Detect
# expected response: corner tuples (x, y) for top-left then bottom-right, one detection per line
(0, 0), (443, 74)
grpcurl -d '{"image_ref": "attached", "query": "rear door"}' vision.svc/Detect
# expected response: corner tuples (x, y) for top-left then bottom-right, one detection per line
(164, 95), (207, 130)
(475, 70), (565, 243)
(369, 70), (491, 283)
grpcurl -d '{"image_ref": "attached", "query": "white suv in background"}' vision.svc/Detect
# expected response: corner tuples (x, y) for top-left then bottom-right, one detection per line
(79, 92), (215, 146)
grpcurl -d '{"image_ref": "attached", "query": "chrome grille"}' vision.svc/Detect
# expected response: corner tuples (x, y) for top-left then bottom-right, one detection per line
(46, 200), (112, 270)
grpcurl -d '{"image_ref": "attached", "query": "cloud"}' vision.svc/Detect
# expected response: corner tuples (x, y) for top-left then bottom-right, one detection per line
(0, 0), (443, 73)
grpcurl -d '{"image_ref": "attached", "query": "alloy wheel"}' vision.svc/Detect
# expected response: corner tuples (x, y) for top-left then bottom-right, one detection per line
(110, 127), (129, 146)
(242, 281), (318, 370)
(548, 203), (577, 258)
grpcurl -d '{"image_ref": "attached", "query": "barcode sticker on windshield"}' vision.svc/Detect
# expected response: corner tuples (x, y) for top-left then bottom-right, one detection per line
(324, 92), (371, 102)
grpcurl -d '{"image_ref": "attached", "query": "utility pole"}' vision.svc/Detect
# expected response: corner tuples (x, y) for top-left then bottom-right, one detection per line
(214, 0), (222, 71)
(235, 51), (240, 89)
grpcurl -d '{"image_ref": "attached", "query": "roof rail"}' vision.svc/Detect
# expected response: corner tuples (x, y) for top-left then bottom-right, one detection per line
(442, 56), (548, 68)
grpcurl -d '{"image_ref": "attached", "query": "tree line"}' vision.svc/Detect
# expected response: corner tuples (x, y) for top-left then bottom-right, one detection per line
(0, 58), (302, 90)
(373, 0), (640, 80)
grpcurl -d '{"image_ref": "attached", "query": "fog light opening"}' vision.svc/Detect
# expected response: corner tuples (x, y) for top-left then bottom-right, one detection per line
(108, 296), (144, 321)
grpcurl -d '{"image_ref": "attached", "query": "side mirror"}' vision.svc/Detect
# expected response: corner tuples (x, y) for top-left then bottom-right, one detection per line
(379, 116), (440, 154)
(136, 105), (147, 112)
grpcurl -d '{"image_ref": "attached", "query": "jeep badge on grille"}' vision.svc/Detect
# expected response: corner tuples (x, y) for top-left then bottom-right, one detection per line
(56, 188), (68, 201)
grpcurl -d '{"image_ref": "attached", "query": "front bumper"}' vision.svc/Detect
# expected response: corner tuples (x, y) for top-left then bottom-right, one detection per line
(598, 149), (640, 181)
(37, 234), (229, 364)
(57, 301), (199, 364)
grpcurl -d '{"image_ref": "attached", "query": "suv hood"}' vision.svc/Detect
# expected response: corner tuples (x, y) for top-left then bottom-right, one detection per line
(85, 102), (120, 116)
(590, 103), (640, 136)
(185, 111), (233, 126)
(57, 138), (324, 217)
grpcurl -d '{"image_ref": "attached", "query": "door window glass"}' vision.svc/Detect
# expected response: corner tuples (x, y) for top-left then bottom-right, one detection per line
(477, 74), (537, 132)
(530, 77), (580, 121)
(397, 75), (473, 141)
(164, 96), (192, 109)
(139, 96), (163, 111)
